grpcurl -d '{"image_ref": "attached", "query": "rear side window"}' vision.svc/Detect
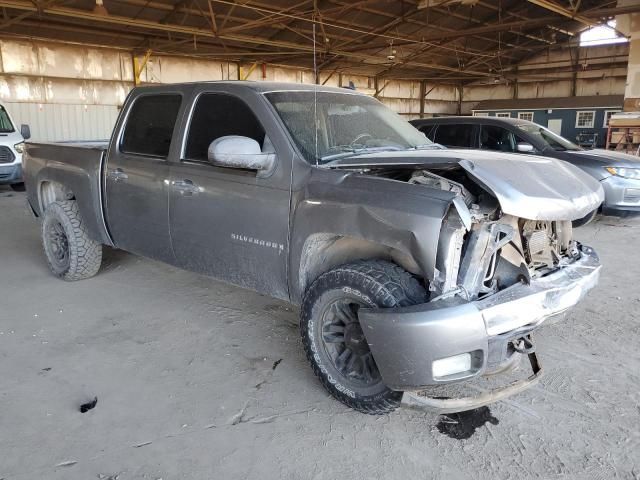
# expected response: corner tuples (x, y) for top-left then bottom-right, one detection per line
(434, 124), (479, 148)
(184, 93), (265, 162)
(121, 94), (182, 157)
(480, 125), (516, 152)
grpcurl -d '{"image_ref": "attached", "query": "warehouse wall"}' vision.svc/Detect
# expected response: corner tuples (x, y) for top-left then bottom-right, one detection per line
(0, 37), (454, 140)
(0, 37), (631, 141)
(5, 103), (119, 142)
(461, 43), (629, 114)
(0, 39), (131, 141)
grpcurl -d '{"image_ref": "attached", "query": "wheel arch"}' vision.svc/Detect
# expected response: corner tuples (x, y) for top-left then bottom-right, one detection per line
(39, 180), (75, 212)
(34, 168), (112, 245)
(295, 233), (422, 305)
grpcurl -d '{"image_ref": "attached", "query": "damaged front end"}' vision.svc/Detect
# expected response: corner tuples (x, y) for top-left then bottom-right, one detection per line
(358, 157), (603, 411)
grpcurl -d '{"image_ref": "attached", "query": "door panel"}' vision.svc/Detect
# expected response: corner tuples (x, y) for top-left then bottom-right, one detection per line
(105, 156), (173, 261)
(169, 162), (290, 299)
(168, 91), (290, 300)
(105, 93), (182, 263)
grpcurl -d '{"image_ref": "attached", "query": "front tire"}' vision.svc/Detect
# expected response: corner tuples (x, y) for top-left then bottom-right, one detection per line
(41, 200), (102, 281)
(300, 260), (426, 414)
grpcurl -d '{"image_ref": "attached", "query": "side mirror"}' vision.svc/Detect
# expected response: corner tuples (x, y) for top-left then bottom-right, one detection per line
(208, 136), (274, 171)
(20, 124), (31, 140)
(516, 142), (534, 153)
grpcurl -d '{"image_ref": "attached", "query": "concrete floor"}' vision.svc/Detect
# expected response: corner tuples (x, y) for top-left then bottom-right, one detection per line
(1, 185), (639, 480)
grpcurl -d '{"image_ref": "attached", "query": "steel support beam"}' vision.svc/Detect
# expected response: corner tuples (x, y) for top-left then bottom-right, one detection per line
(0, 0), (497, 77)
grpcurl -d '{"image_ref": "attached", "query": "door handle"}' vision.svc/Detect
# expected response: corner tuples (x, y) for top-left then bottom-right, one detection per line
(107, 168), (128, 182)
(172, 179), (200, 196)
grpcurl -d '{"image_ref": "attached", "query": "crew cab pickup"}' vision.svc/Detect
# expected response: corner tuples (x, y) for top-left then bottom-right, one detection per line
(24, 82), (604, 414)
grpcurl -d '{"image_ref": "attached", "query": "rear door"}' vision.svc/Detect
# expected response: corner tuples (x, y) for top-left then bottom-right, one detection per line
(105, 92), (185, 263)
(168, 89), (291, 300)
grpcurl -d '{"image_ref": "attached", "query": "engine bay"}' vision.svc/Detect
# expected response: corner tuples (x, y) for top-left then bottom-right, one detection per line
(364, 166), (581, 300)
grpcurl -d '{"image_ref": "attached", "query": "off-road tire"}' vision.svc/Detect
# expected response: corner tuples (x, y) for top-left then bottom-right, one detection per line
(572, 208), (597, 228)
(41, 200), (102, 281)
(301, 259), (426, 415)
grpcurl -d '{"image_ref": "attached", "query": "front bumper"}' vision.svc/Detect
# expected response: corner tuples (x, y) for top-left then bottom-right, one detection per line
(359, 244), (601, 391)
(0, 163), (22, 185)
(601, 175), (640, 213)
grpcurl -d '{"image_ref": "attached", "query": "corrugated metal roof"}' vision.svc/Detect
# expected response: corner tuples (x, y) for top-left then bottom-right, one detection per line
(473, 95), (624, 111)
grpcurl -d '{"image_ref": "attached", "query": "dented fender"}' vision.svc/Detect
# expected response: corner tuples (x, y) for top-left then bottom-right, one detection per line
(288, 168), (456, 304)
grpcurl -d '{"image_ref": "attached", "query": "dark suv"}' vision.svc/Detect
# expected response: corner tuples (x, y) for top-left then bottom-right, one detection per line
(411, 116), (640, 219)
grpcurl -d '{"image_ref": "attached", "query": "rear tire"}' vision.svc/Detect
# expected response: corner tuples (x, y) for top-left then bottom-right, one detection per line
(572, 208), (597, 228)
(300, 259), (426, 414)
(41, 200), (102, 281)
(10, 182), (25, 192)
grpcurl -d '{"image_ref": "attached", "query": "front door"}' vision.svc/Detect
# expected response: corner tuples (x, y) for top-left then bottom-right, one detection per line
(168, 91), (291, 300)
(548, 119), (562, 135)
(105, 93), (183, 263)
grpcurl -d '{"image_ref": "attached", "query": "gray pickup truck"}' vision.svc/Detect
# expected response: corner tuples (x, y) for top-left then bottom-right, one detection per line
(24, 82), (604, 415)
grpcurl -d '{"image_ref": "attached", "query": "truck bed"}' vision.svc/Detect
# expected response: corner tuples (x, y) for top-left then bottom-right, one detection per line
(24, 141), (112, 245)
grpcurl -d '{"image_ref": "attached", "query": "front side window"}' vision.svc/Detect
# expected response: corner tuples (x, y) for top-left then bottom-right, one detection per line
(121, 94), (182, 157)
(518, 112), (534, 122)
(480, 125), (516, 152)
(576, 111), (595, 128)
(517, 123), (580, 151)
(0, 106), (15, 133)
(434, 124), (479, 148)
(265, 91), (430, 164)
(184, 93), (266, 162)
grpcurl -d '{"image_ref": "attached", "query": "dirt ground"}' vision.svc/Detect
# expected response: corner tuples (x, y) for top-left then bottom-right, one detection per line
(1, 185), (639, 480)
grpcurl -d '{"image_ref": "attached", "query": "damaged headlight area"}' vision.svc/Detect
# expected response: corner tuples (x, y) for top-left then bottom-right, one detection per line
(416, 167), (581, 303)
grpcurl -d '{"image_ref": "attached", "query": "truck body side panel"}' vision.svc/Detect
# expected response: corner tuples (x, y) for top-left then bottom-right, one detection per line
(23, 141), (112, 245)
(288, 167), (454, 304)
(167, 85), (295, 301)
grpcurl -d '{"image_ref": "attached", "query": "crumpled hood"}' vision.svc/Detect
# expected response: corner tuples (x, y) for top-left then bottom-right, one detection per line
(456, 153), (604, 220)
(330, 149), (604, 221)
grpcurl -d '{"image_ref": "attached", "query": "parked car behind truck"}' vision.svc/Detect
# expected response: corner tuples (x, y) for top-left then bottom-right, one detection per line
(24, 82), (604, 414)
(411, 116), (640, 224)
(0, 103), (30, 191)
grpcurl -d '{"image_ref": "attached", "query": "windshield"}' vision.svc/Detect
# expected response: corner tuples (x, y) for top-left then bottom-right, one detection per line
(265, 91), (432, 164)
(0, 106), (15, 133)
(516, 123), (580, 151)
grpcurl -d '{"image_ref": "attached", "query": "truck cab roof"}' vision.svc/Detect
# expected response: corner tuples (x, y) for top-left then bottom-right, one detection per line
(132, 80), (367, 96)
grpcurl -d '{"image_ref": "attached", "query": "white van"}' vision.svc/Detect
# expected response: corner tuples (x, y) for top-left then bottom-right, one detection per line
(0, 103), (30, 191)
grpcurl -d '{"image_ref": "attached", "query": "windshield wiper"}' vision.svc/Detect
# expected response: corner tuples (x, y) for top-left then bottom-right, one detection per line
(320, 145), (403, 163)
(412, 143), (445, 150)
